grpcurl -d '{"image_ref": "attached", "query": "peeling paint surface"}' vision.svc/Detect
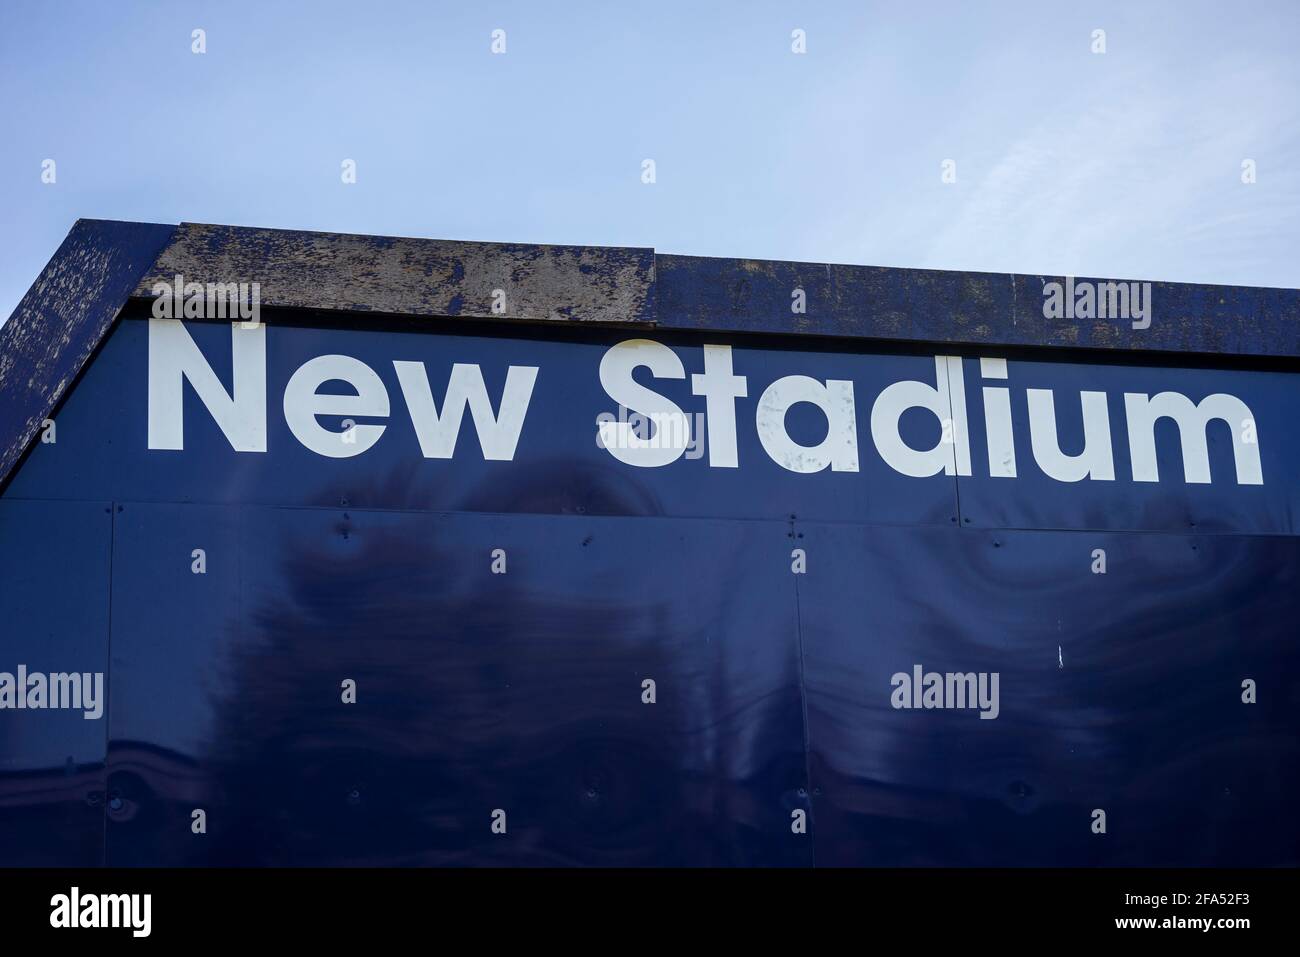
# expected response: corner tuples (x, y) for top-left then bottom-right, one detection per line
(0, 220), (175, 487)
(133, 222), (656, 326)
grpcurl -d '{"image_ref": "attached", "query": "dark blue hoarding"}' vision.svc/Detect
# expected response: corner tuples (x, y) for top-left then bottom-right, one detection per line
(2, 302), (1296, 866)
(1, 216), (1297, 869)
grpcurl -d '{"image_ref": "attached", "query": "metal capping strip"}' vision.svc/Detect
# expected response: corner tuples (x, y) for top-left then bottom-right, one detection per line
(131, 222), (657, 325)
(654, 254), (1300, 357)
(130, 224), (1300, 357)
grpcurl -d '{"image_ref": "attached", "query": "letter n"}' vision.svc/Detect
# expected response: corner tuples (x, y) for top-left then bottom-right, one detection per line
(148, 319), (267, 452)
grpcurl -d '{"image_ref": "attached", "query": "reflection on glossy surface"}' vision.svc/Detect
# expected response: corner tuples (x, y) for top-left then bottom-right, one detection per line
(3, 495), (1299, 865)
(799, 524), (1300, 866)
(3, 494), (1299, 865)
(0, 501), (112, 866)
(105, 505), (809, 866)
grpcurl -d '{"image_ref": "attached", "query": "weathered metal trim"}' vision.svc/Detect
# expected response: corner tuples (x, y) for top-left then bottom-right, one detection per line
(0, 219), (176, 488)
(655, 254), (1300, 358)
(126, 223), (1300, 359)
(132, 222), (656, 326)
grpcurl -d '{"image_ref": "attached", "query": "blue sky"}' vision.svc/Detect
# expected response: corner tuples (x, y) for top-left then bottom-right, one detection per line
(3, 0), (1299, 324)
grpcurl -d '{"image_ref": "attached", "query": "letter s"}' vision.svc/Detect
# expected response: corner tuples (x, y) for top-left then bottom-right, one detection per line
(597, 339), (690, 467)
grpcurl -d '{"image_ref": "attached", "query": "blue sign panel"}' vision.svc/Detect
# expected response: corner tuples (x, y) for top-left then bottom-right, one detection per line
(796, 523), (1300, 866)
(0, 500), (112, 866)
(103, 506), (808, 866)
(6, 310), (1297, 536)
(1, 306), (1297, 867)
(105, 503), (239, 866)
